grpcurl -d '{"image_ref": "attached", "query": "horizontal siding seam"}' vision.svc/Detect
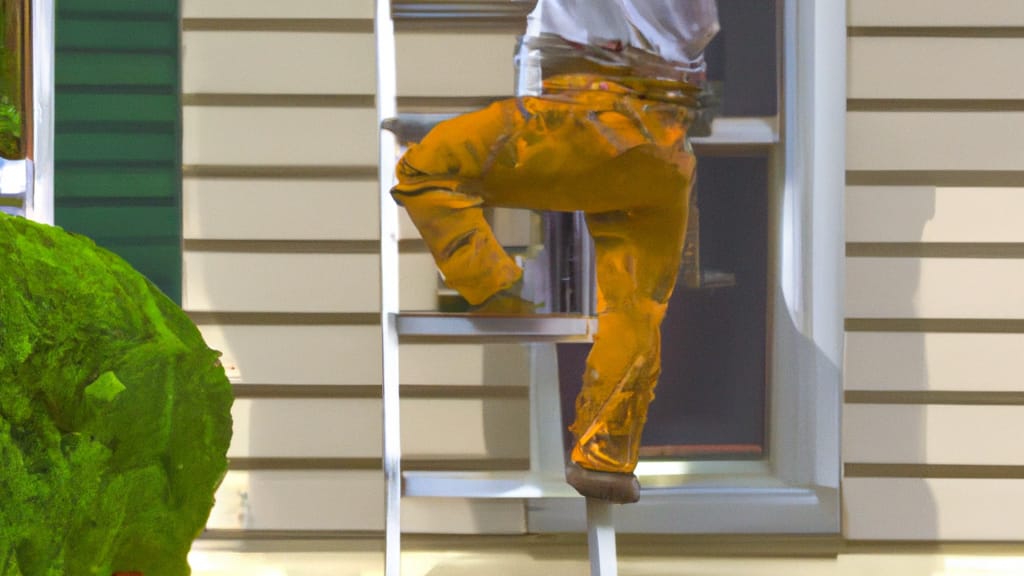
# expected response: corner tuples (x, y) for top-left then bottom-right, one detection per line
(231, 384), (529, 399)
(188, 312), (380, 326)
(407, 534), (840, 556)
(394, 20), (525, 33)
(183, 165), (378, 179)
(848, 26), (1024, 38)
(184, 239), (379, 253)
(229, 458), (381, 471)
(845, 318), (1024, 333)
(183, 239), (428, 254)
(847, 99), (1024, 112)
(182, 18), (374, 33)
(200, 532), (847, 556)
(846, 243), (1024, 258)
(201, 530), (384, 541)
(404, 458), (529, 471)
(233, 384), (382, 399)
(402, 385), (529, 399)
(183, 94), (376, 108)
(845, 463), (1024, 479)
(193, 532), (854, 556)
(845, 391), (1024, 405)
(390, 1), (529, 31)
(226, 458), (530, 472)
(392, 1), (530, 20)
(846, 171), (1024, 187)
(397, 96), (507, 112)
(197, 533), (1024, 555)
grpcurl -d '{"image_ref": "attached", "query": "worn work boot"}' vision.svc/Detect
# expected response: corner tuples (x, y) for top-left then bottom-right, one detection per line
(565, 358), (654, 503)
(566, 415), (645, 503)
(565, 462), (641, 504)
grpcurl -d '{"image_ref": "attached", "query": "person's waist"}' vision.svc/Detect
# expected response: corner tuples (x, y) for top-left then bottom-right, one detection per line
(538, 74), (698, 108)
(515, 34), (709, 107)
(519, 35), (706, 82)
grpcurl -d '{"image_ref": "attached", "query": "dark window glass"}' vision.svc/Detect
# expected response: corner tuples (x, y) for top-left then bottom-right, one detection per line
(705, 0), (778, 117)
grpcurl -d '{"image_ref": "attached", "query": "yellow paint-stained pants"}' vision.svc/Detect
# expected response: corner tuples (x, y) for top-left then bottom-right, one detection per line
(392, 75), (696, 474)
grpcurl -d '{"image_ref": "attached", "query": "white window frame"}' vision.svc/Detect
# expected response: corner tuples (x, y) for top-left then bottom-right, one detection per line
(529, 0), (845, 534)
(385, 0), (846, 536)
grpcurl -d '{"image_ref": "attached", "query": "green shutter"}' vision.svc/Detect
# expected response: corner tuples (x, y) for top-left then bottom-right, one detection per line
(54, 0), (182, 303)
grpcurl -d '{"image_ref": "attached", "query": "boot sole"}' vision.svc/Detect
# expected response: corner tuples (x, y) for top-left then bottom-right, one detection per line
(565, 462), (641, 503)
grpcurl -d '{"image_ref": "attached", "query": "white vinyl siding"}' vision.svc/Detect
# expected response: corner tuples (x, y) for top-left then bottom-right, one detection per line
(847, 112), (1024, 172)
(847, 187), (1024, 243)
(182, 0), (375, 19)
(396, 33), (515, 97)
(843, 479), (1024, 541)
(847, 38), (1024, 100)
(846, 332), (1024, 392)
(848, 0), (1024, 27)
(844, 0), (1024, 541)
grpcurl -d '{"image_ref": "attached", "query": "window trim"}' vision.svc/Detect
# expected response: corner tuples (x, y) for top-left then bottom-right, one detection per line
(526, 0), (846, 534)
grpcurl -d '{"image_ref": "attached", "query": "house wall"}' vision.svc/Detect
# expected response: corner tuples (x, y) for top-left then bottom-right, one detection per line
(180, 0), (1024, 544)
(843, 0), (1024, 540)
(181, 0), (530, 537)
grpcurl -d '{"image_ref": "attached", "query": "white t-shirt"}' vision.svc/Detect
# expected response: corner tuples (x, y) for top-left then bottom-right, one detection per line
(524, 0), (720, 71)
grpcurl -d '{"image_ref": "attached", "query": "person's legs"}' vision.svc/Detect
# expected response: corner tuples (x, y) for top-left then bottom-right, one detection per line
(393, 83), (697, 501)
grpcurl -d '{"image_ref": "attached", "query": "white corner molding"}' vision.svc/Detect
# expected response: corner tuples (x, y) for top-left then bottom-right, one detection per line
(27, 0), (54, 225)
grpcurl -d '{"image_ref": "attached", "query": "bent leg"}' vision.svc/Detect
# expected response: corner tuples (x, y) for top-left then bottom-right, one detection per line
(394, 186), (521, 306)
(392, 92), (652, 306)
(391, 102), (525, 305)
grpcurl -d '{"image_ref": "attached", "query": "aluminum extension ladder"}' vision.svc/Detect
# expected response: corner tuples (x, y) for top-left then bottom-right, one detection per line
(374, 2), (620, 574)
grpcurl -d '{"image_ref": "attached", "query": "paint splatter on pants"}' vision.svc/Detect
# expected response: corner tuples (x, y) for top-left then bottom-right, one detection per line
(391, 75), (696, 474)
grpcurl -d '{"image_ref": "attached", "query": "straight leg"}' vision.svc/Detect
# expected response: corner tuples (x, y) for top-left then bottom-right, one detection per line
(570, 152), (693, 479)
(391, 101), (527, 305)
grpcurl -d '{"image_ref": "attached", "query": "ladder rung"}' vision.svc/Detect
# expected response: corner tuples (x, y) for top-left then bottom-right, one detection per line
(395, 312), (596, 342)
(403, 470), (579, 499)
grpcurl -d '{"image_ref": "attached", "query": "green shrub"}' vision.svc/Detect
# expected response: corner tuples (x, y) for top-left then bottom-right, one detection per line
(0, 214), (233, 575)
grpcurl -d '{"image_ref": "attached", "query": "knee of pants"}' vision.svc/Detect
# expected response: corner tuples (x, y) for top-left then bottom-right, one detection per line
(395, 152), (429, 185)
